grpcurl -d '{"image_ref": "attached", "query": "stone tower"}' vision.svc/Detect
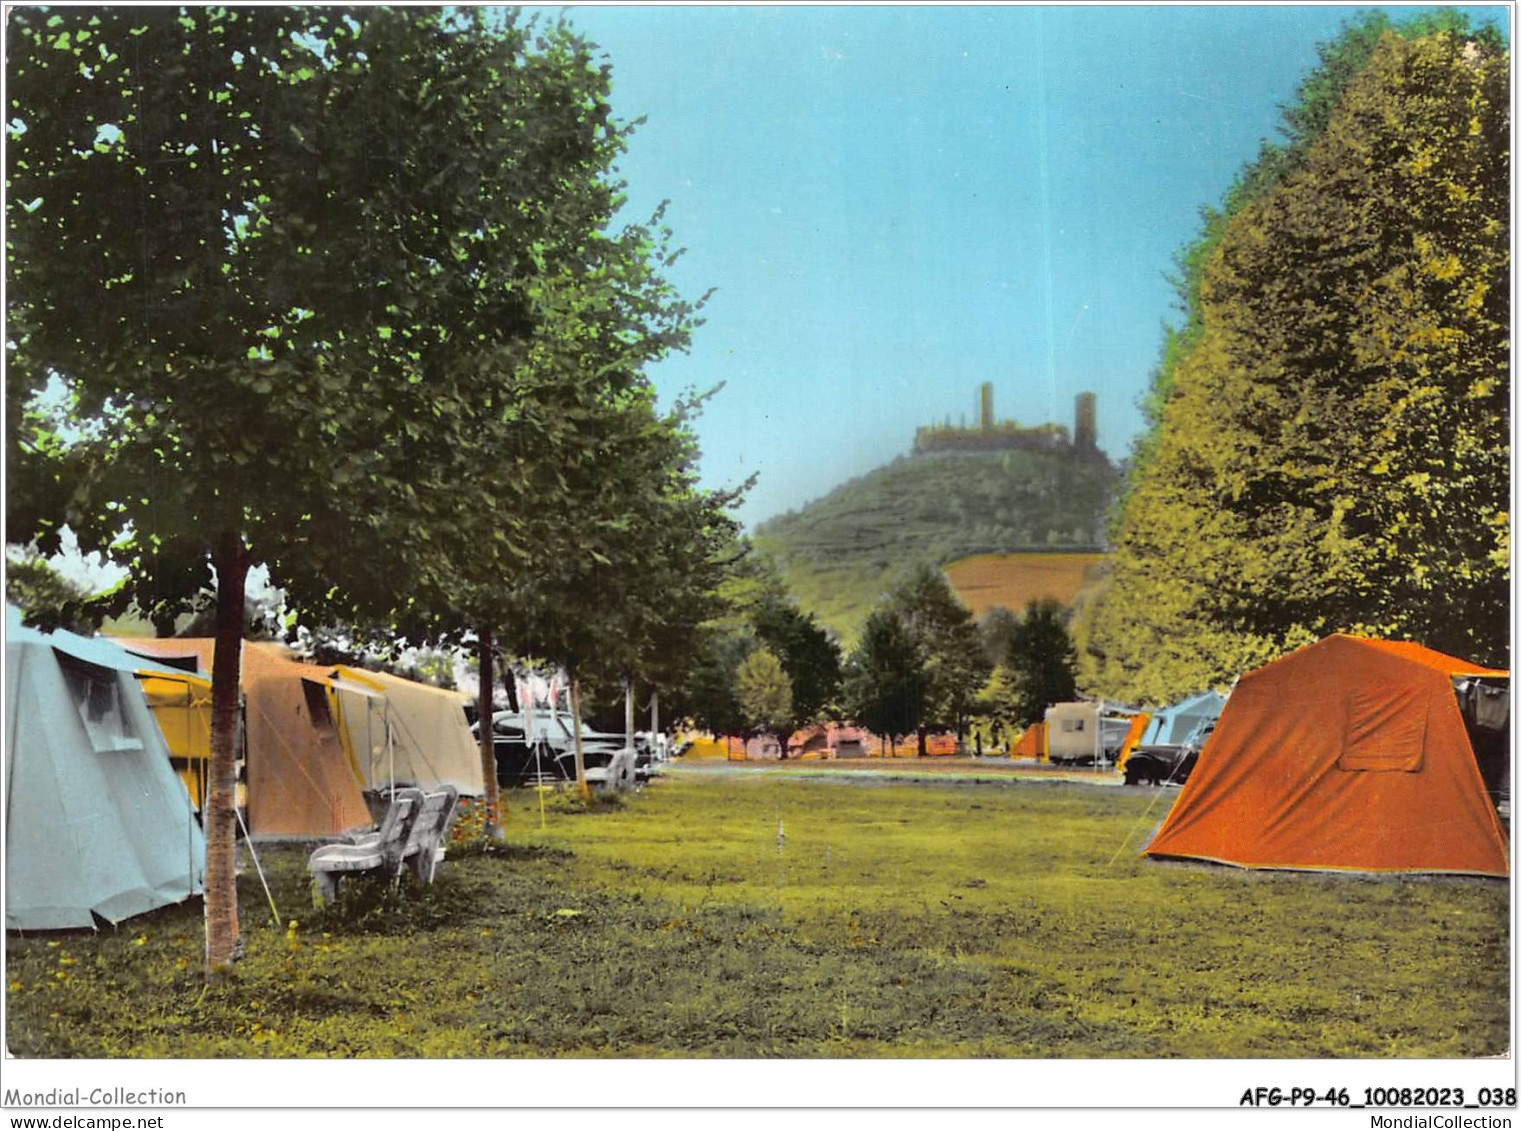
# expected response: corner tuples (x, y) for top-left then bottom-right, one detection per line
(979, 382), (994, 431)
(1074, 392), (1097, 452)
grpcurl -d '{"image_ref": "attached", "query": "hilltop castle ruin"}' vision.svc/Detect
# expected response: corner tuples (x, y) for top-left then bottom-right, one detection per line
(912, 383), (1101, 459)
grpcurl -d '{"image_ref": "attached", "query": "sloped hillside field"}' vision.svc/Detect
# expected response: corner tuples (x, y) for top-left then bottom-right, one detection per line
(944, 552), (1106, 619)
(754, 449), (1115, 641)
(5, 773), (1507, 1058)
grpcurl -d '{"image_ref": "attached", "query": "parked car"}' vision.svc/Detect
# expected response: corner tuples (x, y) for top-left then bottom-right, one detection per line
(1123, 744), (1196, 786)
(1123, 721), (1215, 786)
(472, 711), (622, 786)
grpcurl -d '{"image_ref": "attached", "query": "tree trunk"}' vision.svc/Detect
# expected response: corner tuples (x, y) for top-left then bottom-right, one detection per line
(477, 627), (503, 839)
(490, 645), (511, 828)
(570, 673), (590, 800)
(917, 726), (927, 757)
(205, 532), (249, 978)
(650, 688), (659, 745)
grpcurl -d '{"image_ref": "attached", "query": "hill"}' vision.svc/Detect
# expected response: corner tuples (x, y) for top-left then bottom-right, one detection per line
(754, 448), (1116, 644)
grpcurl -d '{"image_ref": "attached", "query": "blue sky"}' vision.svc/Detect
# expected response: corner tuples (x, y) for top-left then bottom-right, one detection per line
(554, 3), (1510, 528)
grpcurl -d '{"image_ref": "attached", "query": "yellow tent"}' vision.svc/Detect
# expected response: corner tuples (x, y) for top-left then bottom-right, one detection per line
(137, 671), (214, 809)
(117, 641), (229, 811)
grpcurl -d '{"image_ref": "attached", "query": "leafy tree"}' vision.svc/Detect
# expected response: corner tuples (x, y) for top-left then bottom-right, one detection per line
(245, 12), (714, 823)
(882, 564), (990, 751)
(977, 606), (1020, 669)
(844, 607), (927, 754)
(735, 647), (793, 753)
(973, 663), (1021, 745)
(175, 588), (282, 642)
(512, 384), (744, 796)
(1079, 25), (1509, 701)
(658, 551), (839, 754)
(669, 624), (753, 743)
(1112, 10), (1485, 513)
(9, 7), (361, 973)
(1006, 599), (1078, 726)
(750, 589), (843, 742)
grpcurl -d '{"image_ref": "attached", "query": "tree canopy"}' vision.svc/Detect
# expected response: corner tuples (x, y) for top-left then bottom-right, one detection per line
(1078, 21), (1509, 702)
(749, 587), (843, 733)
(735, 647), (793, 745)
(882, 564), (990, 745)
(844, 607), (927, 749)
(1005, 599), (1078, 726)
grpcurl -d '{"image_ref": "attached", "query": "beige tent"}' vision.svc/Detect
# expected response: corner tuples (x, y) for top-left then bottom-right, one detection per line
(121, 638), (371, 839)
(328, 666), (484, 796)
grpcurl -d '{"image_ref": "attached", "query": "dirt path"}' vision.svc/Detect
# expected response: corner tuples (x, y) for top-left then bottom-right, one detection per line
(669, 755), (1130, 788)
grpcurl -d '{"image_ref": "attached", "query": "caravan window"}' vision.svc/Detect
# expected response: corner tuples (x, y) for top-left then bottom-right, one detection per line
(58, 655), (143, 754)
(1062, 718), (1085, 732)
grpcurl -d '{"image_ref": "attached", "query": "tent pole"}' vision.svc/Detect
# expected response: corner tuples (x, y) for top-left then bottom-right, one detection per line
(525, 672), (546, 828)
(386, 700), (394, 797)
(235, 807), (281, 926)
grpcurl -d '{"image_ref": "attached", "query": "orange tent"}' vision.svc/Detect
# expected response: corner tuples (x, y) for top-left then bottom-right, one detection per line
(122, 638), (371, 839)
(924, 732), (959, 756)
(1146, 635), (1508, 877)
(1011, 722), (1046, 760)
(1114, 712), (1152, 771)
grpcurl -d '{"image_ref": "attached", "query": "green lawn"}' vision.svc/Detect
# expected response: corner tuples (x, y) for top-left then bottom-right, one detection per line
(5, 769), (1508, 1058)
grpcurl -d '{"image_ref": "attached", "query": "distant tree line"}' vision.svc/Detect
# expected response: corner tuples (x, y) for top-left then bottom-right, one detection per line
(675, 553), (1077, 758)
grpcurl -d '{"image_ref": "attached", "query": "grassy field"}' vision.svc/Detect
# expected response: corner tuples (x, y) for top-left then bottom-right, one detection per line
(5, 769), (1508, 1058)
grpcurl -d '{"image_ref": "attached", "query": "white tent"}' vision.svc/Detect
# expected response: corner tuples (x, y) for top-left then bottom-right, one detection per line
(5, 611), (206, 929)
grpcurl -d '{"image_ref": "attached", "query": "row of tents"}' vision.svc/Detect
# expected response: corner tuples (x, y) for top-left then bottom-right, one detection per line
(7, 617), (1509, 931)
(5, 610), (491, 930)
(124, 635), (486, 838)
(1008, 690), (1228, 765)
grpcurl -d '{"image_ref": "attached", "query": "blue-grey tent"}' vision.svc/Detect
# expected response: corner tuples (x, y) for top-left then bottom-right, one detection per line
(4, 610), (206, 929)
(1140, 689), (1228, 747)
